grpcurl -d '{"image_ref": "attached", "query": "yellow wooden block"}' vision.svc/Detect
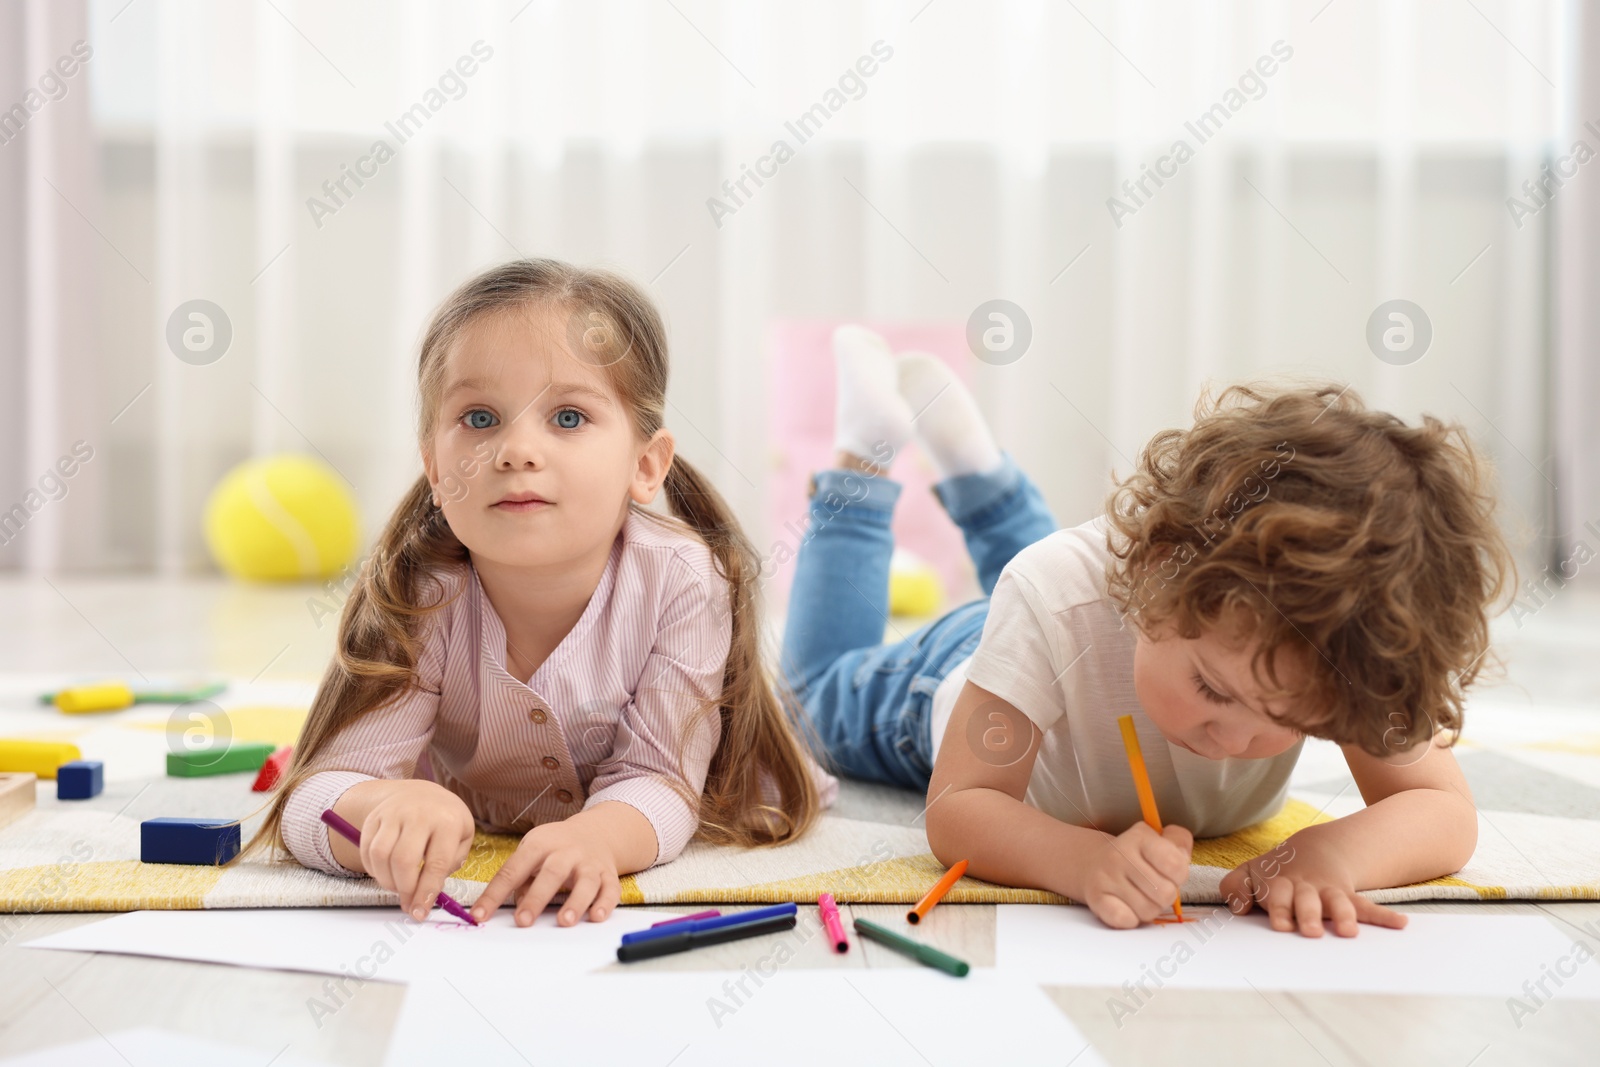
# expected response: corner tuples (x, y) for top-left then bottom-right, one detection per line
(0, 741), (82, 779)
(54, 682), (136, 714)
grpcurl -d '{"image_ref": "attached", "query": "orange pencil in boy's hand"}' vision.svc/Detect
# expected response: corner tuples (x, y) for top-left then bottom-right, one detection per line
(1116, 714), (1187, 924)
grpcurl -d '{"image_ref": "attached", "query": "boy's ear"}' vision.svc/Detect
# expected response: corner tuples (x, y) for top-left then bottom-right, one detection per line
(630, 429), (675, 505)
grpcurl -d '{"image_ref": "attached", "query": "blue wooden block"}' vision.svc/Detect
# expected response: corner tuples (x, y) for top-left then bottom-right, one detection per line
(140, 817), (241, 865)
(56, 760), (103, 800)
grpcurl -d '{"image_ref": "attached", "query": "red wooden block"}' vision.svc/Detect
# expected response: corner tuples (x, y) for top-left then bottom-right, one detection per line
(251, 745), (293, 792)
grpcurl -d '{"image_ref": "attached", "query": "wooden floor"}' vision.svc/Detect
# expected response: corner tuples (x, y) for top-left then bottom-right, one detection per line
(4, 901), (1599, 1065)
(1, 575), (1598, 1065)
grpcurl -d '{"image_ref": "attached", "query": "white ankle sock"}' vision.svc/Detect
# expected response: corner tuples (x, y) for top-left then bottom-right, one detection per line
(897, 353), (1003, 479)
(833, 325), (913, 463)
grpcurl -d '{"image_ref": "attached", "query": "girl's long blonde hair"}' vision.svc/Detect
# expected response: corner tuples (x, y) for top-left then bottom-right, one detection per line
(239, 258), (822, 861)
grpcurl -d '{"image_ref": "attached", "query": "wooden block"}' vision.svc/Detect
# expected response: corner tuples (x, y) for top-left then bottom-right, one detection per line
(56, 760), (104, 800)
(140, 817), (242, 865)
(0, 740), (82, 779)
(166, 741), (276, 778)
(0, 772), (36, 829)
(250, 745), (293, 792)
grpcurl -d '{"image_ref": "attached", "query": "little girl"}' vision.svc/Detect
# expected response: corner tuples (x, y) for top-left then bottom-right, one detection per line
(244, 258), (837, 927)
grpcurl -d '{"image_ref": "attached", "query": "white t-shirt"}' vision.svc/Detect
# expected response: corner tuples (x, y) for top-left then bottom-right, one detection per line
(929, 516), (1302, 838)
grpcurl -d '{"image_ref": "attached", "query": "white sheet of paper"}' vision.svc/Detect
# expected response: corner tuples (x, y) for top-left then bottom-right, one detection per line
(24, 905), (681, 982)
(996, 905), (1600, 999)
(387, 968), (1106, 1067)
(0, 1027), (337, 1067)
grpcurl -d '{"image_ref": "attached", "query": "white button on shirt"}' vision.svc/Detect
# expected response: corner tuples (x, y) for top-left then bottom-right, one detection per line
(282, 509), (839, 876)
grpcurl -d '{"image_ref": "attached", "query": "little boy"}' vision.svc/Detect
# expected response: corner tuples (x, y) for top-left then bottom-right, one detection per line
(782, 326), (1512, 937)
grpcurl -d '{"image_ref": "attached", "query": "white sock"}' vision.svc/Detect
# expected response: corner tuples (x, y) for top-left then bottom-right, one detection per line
(897, 352), (1003, 479)
(833, 325), (913, 463)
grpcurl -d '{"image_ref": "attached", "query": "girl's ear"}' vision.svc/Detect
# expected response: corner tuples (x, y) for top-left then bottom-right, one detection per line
(630, 428), (675, 505)
(421, 447), (443, 504)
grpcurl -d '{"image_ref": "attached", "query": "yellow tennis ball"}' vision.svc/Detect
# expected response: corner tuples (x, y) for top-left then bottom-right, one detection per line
(889, 553), (945, 619)
(204, 455), (360, 581)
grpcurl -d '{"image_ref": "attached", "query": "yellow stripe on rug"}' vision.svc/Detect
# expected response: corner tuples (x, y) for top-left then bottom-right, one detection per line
(124, 705), (310, 748)
(0, 860), (223, 912)
(1190, 798), (1335, 870)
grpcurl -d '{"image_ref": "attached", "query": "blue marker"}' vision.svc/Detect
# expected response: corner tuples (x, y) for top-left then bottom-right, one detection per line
(619, 902), (798, 945)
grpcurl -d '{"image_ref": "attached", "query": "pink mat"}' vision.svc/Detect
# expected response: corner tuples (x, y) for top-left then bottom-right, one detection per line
(764, 320), (976, 614)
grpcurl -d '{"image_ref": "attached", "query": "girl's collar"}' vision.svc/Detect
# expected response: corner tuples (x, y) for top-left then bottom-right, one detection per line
(469, 527), (626, 692)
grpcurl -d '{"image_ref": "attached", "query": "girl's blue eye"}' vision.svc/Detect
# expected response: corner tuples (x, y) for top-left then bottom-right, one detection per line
(465, 410), (497, 430)
(555, 409), (584, 430)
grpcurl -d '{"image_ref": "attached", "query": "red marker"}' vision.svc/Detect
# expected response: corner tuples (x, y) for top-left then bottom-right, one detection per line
(320, 808), (478, 926)
(818, 893), (848, 953)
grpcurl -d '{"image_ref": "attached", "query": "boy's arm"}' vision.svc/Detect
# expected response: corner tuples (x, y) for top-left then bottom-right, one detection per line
(925, 681), (1193, 927)
(1220, 732), (1477, 936)
(1312, 734), (1478, 885)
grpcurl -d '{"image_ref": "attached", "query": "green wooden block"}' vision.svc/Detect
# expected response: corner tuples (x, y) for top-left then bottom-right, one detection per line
(166, 741), (277, 778)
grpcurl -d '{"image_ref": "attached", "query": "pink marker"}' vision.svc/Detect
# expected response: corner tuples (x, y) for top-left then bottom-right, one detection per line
(651, 909), (721, 928)
(320, 809), (478, 926)
(818, 893), (848, 953)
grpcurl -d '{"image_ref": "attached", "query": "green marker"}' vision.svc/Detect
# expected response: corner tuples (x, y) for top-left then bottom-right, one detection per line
(167, 741), (277, 778)
(853, 918), (970, 977)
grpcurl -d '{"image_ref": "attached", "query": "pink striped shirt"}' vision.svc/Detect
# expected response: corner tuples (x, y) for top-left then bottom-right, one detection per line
(282, 509), (839, 876)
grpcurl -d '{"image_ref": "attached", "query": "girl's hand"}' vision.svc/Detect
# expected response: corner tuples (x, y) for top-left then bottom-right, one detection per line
(471, 819), (623, 927)
(1219, 841), (1408, 937)
(1079, 822), (1194, 929)
(358, 779), (477, 922)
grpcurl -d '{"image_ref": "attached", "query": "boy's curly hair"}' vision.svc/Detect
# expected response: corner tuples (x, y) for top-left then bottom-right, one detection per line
(1104, 382), (1516, 758)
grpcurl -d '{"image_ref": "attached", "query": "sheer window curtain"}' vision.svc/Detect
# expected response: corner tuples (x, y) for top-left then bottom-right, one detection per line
(1, 0), (101, 575)
(0, 0), (1583, 595)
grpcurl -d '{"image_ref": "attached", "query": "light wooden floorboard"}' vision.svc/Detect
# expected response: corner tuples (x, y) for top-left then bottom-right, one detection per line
(5, 902), (1599, 1064)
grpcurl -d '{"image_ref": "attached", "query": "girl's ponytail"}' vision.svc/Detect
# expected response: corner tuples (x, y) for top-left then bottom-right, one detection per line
(235, 473), (468, 862)
(659, 456), (823, 847)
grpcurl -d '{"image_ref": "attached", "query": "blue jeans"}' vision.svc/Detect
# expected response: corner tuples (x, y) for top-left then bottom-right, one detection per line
(780, 455), (1058, 791)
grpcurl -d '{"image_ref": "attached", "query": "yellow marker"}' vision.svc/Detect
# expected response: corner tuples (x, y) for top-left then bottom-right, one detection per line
(1116, 714), (1186, 923)
(0, 741), (83, 779)
(53, 682), (136, 714)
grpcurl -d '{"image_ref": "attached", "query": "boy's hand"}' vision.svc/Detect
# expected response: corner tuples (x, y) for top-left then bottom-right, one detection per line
(358, 779), (477, 922)
(471, 819), (622, 928)
(1219, 843), (1408, 937)
(1080, 822), (1194, 928)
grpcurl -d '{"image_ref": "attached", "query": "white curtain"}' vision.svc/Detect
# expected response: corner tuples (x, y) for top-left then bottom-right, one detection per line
(0, 0), (1577, 590)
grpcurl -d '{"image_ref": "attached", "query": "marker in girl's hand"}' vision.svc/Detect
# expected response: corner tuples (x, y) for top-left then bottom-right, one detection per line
(320, 808), (478, 926)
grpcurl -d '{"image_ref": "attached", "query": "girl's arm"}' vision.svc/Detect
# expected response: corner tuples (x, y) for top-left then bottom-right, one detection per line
(281, 610), (450, 881)
(925, 681), (1194, 928)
